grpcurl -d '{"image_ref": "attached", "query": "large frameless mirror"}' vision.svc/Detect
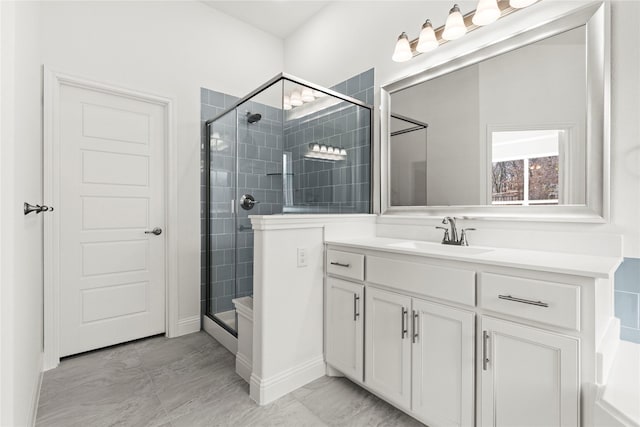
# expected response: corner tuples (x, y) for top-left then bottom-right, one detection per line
(381, 2), (609, 222)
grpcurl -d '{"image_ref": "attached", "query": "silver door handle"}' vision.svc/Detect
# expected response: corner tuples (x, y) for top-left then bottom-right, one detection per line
(483, 330), (490, 371)
(353, 294), (360, 321)
(330, 261), (350, 268)
(412, 310), (419, 343)
(24, 202), (54, 215)
(498, 294), (548, 307)
(401, 307), (408, 339)
(145, 227), (162, 236)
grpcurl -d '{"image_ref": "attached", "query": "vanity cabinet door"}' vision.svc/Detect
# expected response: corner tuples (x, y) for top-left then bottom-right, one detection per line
(480, 317), (579, 427)
(365, 287), (412, 410)
(412, 299), (475, 427)
(326, 277), (364, 381)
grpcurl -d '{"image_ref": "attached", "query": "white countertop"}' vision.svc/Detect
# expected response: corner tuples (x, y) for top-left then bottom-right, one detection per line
(325, 237), (622, 279)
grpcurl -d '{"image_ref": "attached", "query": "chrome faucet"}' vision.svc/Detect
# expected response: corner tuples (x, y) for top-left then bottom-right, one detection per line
(442, 217), (458, 243)
(437, 217), (475, 246)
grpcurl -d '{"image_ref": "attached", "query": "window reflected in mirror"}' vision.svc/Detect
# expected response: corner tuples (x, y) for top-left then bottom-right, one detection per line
(491, 129), (563, 206)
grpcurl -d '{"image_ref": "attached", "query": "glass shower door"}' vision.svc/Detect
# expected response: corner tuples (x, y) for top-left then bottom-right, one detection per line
(206, 108), (238, 334)
(234, 85), (285, 303)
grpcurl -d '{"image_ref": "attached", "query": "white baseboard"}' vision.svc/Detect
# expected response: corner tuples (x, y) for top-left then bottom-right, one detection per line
(236, 352), (252, 383)
(597, 317), (621, 385)
(249, 355), (325, 406)
(202, 315), (237, 354)
(176, 315), (201, 337)
(326, 364), (345, 377)
(29, 353), (44, 427)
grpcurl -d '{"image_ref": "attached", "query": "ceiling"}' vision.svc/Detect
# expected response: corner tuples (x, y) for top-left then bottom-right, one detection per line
(202, 1), (331, 39)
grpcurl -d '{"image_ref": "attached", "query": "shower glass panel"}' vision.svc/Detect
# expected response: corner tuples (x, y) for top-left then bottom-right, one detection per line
(204, 74), (372, 336)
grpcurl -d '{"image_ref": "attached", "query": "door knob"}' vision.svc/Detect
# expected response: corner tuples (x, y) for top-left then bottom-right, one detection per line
(145, 227), (162, 236)
(24, 202), (54, 215)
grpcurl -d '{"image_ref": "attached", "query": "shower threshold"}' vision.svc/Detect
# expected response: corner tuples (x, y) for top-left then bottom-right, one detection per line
(214, 309), (236, 331)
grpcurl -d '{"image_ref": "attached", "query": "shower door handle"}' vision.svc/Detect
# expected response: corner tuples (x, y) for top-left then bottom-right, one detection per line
(145, 227), (162, 236)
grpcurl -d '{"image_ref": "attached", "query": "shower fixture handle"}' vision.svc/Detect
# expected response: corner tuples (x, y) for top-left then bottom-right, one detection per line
(240, 194), (260, 211)
(145, 227), (163, 236)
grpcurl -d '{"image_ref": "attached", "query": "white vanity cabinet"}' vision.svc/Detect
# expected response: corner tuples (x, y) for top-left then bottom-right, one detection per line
(325, 277), (364, 382)
(413, 298), (475, 427)
(324, 239), (620, 427)
(364, 286), (476, 425)
(480, 316), (580, 427)
(364, 287), (412, 410)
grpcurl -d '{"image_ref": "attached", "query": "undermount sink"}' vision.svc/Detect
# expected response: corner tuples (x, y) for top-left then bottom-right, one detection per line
(387, 240), (494, 255)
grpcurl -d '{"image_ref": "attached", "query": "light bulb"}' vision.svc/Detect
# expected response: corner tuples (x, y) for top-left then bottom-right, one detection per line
(320, 145), (328, 153)
(327, 147), (335, 154)
(290, 90), (303, 106)
(301, 88), (315, 102)
(339, 149), (347, 156)
(312, 144), (320, 152)
(416, 19), (438, 53)
(442, 4), (466, 40)
(392, 32), (413, 62)
(473, 0), (500, 25)
(509, 0), (537, 8)
(283, 95), (292, 110)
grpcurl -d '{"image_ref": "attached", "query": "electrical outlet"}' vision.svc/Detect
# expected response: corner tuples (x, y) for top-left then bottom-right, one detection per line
(297, 248), (307, 267)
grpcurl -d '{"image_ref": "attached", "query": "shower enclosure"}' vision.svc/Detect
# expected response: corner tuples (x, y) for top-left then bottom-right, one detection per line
(203, 73), (373, 335)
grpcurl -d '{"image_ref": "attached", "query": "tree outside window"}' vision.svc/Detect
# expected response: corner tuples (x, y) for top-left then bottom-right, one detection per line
(491, 130), (562, 206)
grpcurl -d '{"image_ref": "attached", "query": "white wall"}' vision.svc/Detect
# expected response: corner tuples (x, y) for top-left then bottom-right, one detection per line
(1, 2), (44, 425)
(1, 1), (284, 423)
(250, 215), (376, 404)
(39, 1), (284, 327)
(284, 1), (640, 258)
(389, 128), (427, 206)
(392, 64), (481, 206)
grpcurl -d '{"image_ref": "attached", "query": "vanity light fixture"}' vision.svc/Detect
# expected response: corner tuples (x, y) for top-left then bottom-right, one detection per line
(290, 90), (303, 107)
(301, 87), (315, 103)
(442, 4), (467, 40)
(391, 0), (539, 62)
(283, 95), (292, 111)
(306, 143), (348, 161)
(392, 32), (413, 62)
(416, 20), (439, 53)
(473, 0), (501, 26)
(283, 87), (327, 112)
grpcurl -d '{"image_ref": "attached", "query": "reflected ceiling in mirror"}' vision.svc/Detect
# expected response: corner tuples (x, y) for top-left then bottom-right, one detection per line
(390, 26), (586, 208)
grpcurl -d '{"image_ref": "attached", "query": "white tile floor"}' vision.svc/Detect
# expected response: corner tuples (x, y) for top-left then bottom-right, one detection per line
(36, 331), (424, 427)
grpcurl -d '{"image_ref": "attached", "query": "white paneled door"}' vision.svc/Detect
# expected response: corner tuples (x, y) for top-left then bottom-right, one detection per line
(58, 83), (166, 357)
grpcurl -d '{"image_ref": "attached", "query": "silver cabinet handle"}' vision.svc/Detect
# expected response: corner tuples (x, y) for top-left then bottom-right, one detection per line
(401, 307), (408, 339)
(412, 310), (419, 343)
(483, 330), (490, 371)
(498, 294), (549, 308)
(330, 261), (350, 268)
(145, 227), (162, 236)
(353, 294), (360, 321)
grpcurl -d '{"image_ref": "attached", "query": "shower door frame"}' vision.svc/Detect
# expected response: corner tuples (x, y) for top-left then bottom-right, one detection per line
(204, 72), (375, 335)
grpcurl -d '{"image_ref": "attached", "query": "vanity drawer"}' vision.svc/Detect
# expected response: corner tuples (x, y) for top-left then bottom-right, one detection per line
(326, 249), (365, 282)
(366, 256), (476, 306)
(480, 273), (580, 331)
